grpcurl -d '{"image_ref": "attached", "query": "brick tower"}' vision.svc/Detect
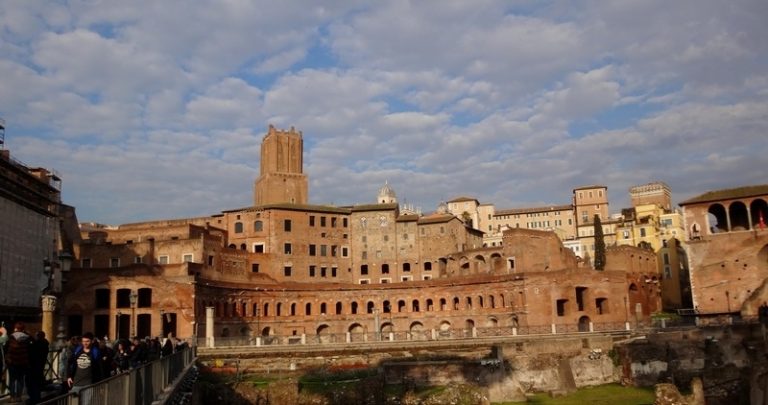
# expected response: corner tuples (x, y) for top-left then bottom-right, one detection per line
(254, 125), (308, 205)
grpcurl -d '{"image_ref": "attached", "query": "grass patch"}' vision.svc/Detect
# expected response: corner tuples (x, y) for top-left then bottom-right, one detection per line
(497, 383), (654, 405)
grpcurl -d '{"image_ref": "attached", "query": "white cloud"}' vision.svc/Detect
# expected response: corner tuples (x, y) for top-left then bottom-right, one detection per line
(0, 1), (766, 224)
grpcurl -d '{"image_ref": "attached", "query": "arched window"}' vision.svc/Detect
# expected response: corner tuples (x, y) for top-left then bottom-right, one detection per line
(290, 303), (296, 316)
(320, 303), (327, 314)
(367, 301), (375, 314)
(383, 300), (391, 313)
(234, 222), (243, 233)
(398, 300), (406, 312)
(276, 303), (282, 316)
(351, 301), (358, 314)
(305, 303), (312, 316)
(453, 297), (460, 310)
(254, 220), (263, 231)
(335, 302), (342, 315)
(489, 295), (496, 308)
(426, 299), (433, 311)
(412, 299), (420, 312)
(440, 298), (447, 311)
(240, 243), (246, 250)
(478, 296), (484, 308)
(263, 303), (269, 317)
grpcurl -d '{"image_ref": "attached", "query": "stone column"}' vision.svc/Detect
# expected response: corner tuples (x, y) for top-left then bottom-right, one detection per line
(41, 295), (57, 341)
(205, 306), (215, 348)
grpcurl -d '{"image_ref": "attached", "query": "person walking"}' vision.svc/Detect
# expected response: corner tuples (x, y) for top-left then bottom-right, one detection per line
(27, 331), (49, 404)
(66, 332), (103, 405)
(5, 322), (31, 403)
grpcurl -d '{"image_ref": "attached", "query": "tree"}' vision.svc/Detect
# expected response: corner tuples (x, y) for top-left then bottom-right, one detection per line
(461, 211), (473, 228)
(593, 214), (606, 270)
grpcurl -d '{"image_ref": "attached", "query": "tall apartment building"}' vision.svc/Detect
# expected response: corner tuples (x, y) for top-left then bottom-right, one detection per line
(615, 182), (690, 310)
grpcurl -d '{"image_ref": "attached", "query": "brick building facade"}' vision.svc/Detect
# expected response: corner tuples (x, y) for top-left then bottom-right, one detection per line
(61, 126), (662, 341)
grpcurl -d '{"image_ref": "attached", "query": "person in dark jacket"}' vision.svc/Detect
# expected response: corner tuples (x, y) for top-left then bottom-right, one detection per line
(67, 332), (103, 404)
(129, 336), (147, 368)
(5, 322), (31, 403)
(27, 331), (50, 404)
(113, 340), (131, 373)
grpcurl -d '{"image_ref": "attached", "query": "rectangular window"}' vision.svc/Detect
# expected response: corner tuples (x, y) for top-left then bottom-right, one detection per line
(320, 245), (327, 256)
(332, 267), (337, 277)
(309, 216), (315, 226)
(343, 218), (348, 227)
(208, 255), (214, 266)
(81, 258), (92, 268)
(309, 244), (316, 256)
(321, 267), (327, 277)
(331, 245), (338, 257)
(309, 265), (316, 277)
(342, 247), (349, 257)
(664, 266), (672, 279)
(640, 228), (647, 237)
(284, 243), (292, 255)
(182, 254), (193, 263)
(110, 257), (120, 268)
(360, 279), (369, 285)
(556, 299), (567, 316)
(362, 251), (367, 260)
(284, 219), (292, 232)
(380, 278), (391, 284)
(663, 253), (670, 265)
(253, 243), (264, 253)
(94, 289), (110, 309)
(320, 216), (326, 227)
(423, 275), (432, 280)
(284, 266), (292, 276)
(158, 255), (169, 265)
(401, 276), (412, 282)
(251, 263), (259, 273)
(361, 265), (368, 275)
(134, 256), (142, 264)
(331, 217), (337, 227)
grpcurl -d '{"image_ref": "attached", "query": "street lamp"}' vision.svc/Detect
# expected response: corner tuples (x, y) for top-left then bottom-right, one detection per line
(160, 308), (166, 337)
(116, 310), (122, 340)
(129, 291), (138, 337)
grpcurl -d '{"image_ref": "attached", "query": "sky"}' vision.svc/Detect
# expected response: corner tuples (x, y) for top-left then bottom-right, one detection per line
(1, 0), (767, 225)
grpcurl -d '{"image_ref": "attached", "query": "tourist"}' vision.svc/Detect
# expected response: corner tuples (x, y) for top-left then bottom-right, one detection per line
(27, 331), (50, 404)
(5, 322), (31, 403)
(67, 332), (103, 405)
(113, 340), (131, 373)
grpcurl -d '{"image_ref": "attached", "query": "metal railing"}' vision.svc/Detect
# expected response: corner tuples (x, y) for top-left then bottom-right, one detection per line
(199, 321), (638, 349)
(40, 346), (194, 405)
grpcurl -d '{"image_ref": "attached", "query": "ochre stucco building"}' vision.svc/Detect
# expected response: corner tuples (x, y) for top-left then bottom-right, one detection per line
(61, 126), (662, 342)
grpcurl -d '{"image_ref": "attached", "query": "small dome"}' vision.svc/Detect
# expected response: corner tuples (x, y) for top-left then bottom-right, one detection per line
(378, 181), (397, 204)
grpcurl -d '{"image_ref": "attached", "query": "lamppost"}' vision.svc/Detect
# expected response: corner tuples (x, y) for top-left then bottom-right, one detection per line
(129, 291), (138, 337)
(41, 252), (73, 341)
(116, 310), (122, 340)
(160, 309), (165, 337)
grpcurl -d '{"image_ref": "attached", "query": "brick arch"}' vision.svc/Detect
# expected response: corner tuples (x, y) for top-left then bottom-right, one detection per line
(473, 254), (486, 273)
(708, 203), (728, 233)
(750, 198), (768, 229)
(728, 201), (749, 231)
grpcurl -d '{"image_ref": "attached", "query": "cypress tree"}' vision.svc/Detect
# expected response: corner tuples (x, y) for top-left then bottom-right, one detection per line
(593, 214), (606, 270)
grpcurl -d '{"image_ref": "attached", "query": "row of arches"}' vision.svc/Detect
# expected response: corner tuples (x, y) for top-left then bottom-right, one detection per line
(705, 198), (767, 234)
(457, 252), (505, 274)
(201, 292), (520, 319)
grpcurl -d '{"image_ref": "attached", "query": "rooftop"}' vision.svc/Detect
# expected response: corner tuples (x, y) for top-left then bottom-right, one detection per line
(679, 184), (768, 206)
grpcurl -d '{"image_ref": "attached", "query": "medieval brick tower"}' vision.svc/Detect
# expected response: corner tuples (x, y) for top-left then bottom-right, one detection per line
(254, 125), (308, 205)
